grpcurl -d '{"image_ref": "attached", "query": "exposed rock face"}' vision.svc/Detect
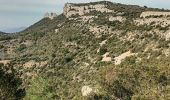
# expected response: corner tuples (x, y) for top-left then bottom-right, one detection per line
(99, 40), (107, 47)
(135, 18), (170, 27)
(102, 56), (112, 62)
(102, 52), (112, 62)
(23, 60), (47, 68)
(140, 11), (170, 18)
(166, 31), (170, 40)
(64, 3), (114, 18)
(55, 29), (58, 33)
(81, 86), (93, 96)
(134, 11), (170, 27)
(114, 51), (136, 65)
(109, 16), (126, 22)
(0, 60), (10, 65)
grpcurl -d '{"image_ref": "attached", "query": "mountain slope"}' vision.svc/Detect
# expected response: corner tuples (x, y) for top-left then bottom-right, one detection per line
(22, 14), (66, 34)
(0, 1), (170, 100)
(0, 31), (7, 35)
(0, 31), (13, 41)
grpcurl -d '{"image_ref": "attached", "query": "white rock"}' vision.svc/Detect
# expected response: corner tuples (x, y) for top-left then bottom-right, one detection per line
(97, 48), (100, 53)
(102, 52), (112, 62)
(0, 60), (10, 65)
(140, 11), (170, 18)
(109, 16), (126, 22)
(99, 40), (107, 47)
(64, 3), (114, 18)
(114, 51), (136, 65)
(81, 86), (93, 96)
(55, 29), (58, 33)
(166, 31), (170, 41)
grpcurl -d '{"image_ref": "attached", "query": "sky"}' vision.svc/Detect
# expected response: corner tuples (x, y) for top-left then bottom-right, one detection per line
(0, 0), (170, 32)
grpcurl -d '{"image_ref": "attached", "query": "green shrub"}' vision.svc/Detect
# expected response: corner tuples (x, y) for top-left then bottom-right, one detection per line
(17, 44), (27, 52)
(0, 45), (4, 49)
(99, 46), (107, 55)
(0, 64), (25, 99)
(25, 77), (56, 100)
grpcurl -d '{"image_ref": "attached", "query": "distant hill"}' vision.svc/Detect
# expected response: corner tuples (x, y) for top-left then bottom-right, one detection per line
(0, 31), (9, 37)
(0, 31), (13, 41)
(2, 27), (27, 33)
(0, 31), (7, 34)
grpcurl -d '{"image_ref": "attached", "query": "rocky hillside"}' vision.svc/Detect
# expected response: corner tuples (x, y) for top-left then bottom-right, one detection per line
(0, 1), (170, 100)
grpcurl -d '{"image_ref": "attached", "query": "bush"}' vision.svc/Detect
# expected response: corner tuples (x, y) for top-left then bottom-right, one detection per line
(0, 64), (25, 99)
(0, 36), (12, 41)
(17, 44), (27, 51)
(99, 46), (107, 55)
(0, 45), (4, 49)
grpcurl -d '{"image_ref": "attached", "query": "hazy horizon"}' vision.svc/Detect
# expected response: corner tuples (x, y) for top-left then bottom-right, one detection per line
(1, 0), (170, 33)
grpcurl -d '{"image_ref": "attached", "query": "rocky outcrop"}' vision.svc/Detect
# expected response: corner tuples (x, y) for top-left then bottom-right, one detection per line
(0, 60), (10, 65)
(81, 86), (93, 96)
(109, 16), (126, 22)
(23, 60), (47, 68)
(135, 18), (170, 27)
(63, 3), (114, 18)
(140, 11), (170, 18)
(102, 52), (112, 62)
(44, 12), (57, 19)
(134, 11), (170, 27)
(114, 51), (136, 65)
(166, 31), (170, 40)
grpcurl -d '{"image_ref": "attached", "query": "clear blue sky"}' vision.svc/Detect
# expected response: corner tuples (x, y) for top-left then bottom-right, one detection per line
(0, 0), (170, 32)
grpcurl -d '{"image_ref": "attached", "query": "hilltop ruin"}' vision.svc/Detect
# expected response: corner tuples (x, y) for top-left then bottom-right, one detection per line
(44, 12), (57, 19)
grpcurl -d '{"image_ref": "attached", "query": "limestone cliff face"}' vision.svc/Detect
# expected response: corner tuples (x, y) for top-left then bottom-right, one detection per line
(63, 3), (114, 18)
(140, 11), (170, 18)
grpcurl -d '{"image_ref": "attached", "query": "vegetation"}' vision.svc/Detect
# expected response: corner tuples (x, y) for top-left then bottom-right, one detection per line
(0, 32), (12, 41)
(0, 64), (25, 99)
(0, 1), (170, 100)
(99, 57), (170, 99)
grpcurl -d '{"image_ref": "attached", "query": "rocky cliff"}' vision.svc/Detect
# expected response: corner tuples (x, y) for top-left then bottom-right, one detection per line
(63, 2), (114, 18)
